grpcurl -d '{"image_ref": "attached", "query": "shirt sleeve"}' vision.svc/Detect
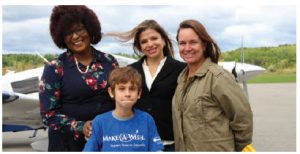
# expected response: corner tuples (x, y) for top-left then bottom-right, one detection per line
(147, 115), (164, 151)
(39, 62), (85, 140)
(83, 117), (103, 151)
(212, 72), (253, 151)
(106, 53), (119, 69)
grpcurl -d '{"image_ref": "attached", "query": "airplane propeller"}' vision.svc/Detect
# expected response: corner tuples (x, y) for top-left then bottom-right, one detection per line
(240, 36), (249, 97)
(231, 62), (238, 79)
(230, 62), (249, 97)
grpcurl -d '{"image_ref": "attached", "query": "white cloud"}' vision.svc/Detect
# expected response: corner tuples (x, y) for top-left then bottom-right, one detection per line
(3, 5), (52, 22)
(2, 5), (296, 54)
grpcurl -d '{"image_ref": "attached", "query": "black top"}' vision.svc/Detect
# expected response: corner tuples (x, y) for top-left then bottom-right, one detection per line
(130, 56), (186, 140)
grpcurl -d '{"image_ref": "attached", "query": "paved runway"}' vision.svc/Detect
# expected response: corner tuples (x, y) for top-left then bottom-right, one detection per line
(248, 83), (296, 152)
(2, 83), (297, 151)
(2, 129), (48, 151)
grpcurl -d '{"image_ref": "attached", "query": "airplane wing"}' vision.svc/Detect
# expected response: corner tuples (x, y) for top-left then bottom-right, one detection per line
(112, 54), (137, 66)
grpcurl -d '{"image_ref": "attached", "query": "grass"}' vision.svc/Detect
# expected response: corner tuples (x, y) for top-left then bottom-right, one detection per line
(248, 72), (296, 83)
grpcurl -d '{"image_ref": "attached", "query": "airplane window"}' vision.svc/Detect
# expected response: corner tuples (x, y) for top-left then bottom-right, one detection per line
(11, 77), (39, 94)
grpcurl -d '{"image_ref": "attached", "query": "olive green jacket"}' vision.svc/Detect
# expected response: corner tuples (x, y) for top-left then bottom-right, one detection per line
(172, 58), (253, 151)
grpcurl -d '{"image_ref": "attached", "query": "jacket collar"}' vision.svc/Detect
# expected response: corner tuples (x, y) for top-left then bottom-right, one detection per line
(155, 56), (177, 81)
(194, 58), (213, 77)
(178, 58), (213, 83)
(134, 55), (177, 88)
(136, 55), (175, 73)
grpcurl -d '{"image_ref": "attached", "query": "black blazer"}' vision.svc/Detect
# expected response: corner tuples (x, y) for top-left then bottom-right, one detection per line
(130, 56), (186, 140)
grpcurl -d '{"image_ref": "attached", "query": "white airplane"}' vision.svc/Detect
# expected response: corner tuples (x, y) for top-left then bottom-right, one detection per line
(2, 52), (265, 151)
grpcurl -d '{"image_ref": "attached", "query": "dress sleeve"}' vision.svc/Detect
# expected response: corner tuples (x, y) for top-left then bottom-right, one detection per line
(212, 72), (253, 151)
(147, 115), (164, 151)
(83, 117), (103, 151)
(108, 53), (119, 69)
(39, 62), (85, 140)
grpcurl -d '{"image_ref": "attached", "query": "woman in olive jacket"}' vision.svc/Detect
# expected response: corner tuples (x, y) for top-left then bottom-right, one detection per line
(172, 19), (253, 151)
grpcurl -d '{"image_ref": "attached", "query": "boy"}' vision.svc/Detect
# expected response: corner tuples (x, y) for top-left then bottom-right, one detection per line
(83, 66), (164, 151)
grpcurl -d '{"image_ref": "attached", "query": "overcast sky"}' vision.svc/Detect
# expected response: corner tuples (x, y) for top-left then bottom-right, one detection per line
(2, 4), (296, 56)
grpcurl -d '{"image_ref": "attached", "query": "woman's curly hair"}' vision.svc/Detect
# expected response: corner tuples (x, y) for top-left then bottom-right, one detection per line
(50, 5), (102, 49)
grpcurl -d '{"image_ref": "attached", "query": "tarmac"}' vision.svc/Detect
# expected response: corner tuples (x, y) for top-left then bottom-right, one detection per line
(2, 83), (297, 152)
(248, 83), (296, 152)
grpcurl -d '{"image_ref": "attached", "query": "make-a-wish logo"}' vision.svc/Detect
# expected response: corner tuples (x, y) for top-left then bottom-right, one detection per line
(103, 133), (145, 143)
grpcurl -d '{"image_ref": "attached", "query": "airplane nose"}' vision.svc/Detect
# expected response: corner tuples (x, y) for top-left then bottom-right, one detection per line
(235, 63), (266, 82)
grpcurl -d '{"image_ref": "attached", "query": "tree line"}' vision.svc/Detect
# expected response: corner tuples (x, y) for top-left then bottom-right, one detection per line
(2, 54), (58, 74)
(2, 44), (296, 74)
(220, 44), (296, 72)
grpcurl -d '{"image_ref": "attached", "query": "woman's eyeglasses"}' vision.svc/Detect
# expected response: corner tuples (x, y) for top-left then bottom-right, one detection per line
(65, 28), (87, 40)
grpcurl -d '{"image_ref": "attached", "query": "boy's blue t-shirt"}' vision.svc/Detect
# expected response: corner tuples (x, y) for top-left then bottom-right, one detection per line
(83, 109), (164, 152)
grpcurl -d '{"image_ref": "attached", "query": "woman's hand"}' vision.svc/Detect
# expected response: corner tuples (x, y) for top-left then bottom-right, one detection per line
(83, 120), (92, 140)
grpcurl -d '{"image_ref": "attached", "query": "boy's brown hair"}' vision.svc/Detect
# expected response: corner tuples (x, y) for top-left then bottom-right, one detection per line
(108, 66), (142, 92)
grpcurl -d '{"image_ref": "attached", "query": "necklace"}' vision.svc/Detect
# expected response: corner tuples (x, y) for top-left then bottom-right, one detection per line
(74, 56), (90, 74)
